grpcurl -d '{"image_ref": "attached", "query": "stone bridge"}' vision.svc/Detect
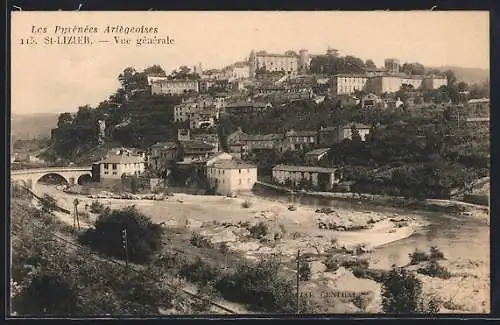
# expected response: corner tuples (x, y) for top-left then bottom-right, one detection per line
(10, 167), (93, 189)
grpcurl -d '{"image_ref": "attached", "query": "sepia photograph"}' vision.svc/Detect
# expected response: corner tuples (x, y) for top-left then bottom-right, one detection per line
(9, 11), (490, 316)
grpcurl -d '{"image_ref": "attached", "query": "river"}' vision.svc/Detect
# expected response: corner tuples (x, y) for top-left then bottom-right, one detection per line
(251, 187), (490, 270)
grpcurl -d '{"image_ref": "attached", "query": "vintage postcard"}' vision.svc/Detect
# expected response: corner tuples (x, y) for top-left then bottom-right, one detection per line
(9, 11), (490, 316)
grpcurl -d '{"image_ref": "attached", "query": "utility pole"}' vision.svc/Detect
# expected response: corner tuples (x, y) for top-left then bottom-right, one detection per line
(296, 249), (300, 314)
(122, 228), (129, 271)
(73, 198), (80, 231)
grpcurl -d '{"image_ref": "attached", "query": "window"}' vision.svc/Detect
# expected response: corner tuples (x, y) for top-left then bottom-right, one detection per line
(238, 179), (242, 185)
(104, 171), (109, 175)
(112, 163), (117, 170)
(112, 172), (117, 175)
(104, 163), (109, 169)
(239, 169), (241, 174)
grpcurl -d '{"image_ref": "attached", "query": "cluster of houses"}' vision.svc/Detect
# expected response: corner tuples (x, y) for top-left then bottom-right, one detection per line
(85, 48), (490, 197)
(227, 123), (371, 154)
(92, 121), (358, 196)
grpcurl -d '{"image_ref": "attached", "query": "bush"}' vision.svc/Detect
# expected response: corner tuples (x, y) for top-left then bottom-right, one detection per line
(341, 258), (369, 270)
(89, 200), (105, 214)
(409, 249), (430, 265)
(352, 292), (373, 312)
(417, 260), (451, 279)
(179, 257), (218, 286)
(40, 194), (58, 215)
(382, 266), (441, 313)
(78, 206), (163, 264)
(241, 200), (252, 208)
(299, 262), (311, 281)
(324, 256), (339, 272)
(429, 246), (445, 261)
(190, 233), (213, 249)
(77, 211), (90, 222)
(214, 258), (297, 313)
(249, 221), (268, 239)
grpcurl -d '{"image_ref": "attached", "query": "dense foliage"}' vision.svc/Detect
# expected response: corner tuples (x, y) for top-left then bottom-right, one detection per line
(79, 206), (163, 264)
(381, 266), (441, 313)
(10, 200), (177, 316)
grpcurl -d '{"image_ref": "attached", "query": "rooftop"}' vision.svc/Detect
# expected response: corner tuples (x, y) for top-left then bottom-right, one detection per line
(226, 102), (271, 108)
(210, 160), (257, 169)
(255, 51), (298, 58)
(305, 148), (331, 156)
(152, 79), (198, 84)
(333, 74), (368, 78)
(181, 140), (216, 150)
(272, 164), (337, 173)
(99, 154), (145, 164)
(468, 98), (489, 104)
(319, 126), (338, 132)
(285, 130), (318, 137)
(151, 141), (177, 149)
(342, 123), (371, 130)
(240, 133), (284, 141)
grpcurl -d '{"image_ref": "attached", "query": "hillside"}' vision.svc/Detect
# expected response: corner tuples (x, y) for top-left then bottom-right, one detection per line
(428, 66), (489, 85)
(11, 113), (59, 140)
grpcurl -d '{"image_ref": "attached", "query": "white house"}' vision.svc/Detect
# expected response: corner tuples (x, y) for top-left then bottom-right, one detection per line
(99, 153), (145, 180)
(206, 160), (258, 196)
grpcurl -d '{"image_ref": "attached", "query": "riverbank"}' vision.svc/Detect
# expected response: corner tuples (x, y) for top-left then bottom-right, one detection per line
(253, 182), (489, 225)
(32, 184), (490, 314)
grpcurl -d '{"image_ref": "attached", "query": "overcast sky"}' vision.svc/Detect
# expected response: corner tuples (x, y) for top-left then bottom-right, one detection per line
(11, 11), (489, 115)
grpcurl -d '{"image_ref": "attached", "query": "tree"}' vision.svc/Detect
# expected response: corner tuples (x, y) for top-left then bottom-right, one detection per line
(169, 66), (200, 80)
(78, 206), (163, 264)
(365, 59), (377, 69)
(130, 175), (139, 194)
(11, 198), (181, 316)
(57, 113), (74, 129)
(118, 67), (137, 90)
(40, 194), (57, 215)
(382, 266), (441, 313)
(443, 70), (457, 86)
(468, 81), (490, 99)
(348, 127), (360, 144)
(144, 65), (166, 76)
(401, 62), (425, 76)
(457, 81), (469, 92)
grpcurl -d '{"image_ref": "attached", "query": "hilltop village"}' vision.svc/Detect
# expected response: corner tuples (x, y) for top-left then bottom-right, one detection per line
(11, 46), (490, 316)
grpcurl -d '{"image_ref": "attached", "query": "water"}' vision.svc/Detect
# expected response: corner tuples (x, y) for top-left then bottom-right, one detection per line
(252, 187), (490, 270)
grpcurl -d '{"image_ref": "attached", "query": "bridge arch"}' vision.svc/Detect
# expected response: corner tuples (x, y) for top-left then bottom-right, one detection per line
(77, 173), (92, 185)
(36, 173), (70, 186)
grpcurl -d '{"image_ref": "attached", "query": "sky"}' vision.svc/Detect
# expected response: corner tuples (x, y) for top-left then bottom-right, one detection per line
(11, 11), (489, 115)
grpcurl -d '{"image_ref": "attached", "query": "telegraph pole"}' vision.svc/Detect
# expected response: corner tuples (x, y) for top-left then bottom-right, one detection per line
(122, 228), (129, 271)
(296, 249), (300, 314)
(73, 198), (80, 231)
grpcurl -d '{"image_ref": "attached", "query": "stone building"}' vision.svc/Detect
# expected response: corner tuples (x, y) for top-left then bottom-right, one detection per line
(272, 164), (342, 191)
